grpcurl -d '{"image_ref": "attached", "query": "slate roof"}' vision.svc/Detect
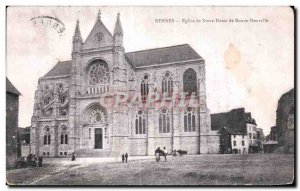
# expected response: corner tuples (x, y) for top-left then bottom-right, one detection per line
(42, 44), (202, 77)
(126, 44), (202, 67)
(6, 78), (21, 95)
(43, 60), (72, 78)
(210, 108), (249, 135)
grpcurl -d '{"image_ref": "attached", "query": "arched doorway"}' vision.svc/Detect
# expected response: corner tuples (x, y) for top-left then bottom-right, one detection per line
(83, 103), (107, 149)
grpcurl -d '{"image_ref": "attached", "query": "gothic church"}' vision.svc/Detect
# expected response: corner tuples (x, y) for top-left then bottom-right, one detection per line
(30, 11), (219, 157)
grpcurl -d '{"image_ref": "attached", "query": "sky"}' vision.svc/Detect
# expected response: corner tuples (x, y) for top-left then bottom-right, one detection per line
(6, 6), (294, 135)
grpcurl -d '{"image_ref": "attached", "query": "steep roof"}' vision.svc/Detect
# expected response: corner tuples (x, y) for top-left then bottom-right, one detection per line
(6, 78), (21, 95)
(41, 44), (202, 78)
(43, 61), (72, 78)
(210, 108), (248, 134)
(126, 44), (202, 67)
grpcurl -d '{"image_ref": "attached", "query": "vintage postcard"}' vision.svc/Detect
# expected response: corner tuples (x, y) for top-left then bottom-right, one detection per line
(6, 6), (294, 186)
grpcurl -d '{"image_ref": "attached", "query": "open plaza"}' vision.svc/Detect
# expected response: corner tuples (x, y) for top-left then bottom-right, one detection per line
(7, 154), (294, 185)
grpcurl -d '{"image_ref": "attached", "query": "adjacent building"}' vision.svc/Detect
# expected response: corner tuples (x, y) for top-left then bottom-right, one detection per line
(275, 88), (294, 153)
(6, 78), (21, 168)
(30, 11), (218, 158)
(211, 108), (257, 154)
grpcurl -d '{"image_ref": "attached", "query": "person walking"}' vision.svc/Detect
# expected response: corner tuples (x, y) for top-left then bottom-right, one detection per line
(125, 153), (128, 162)
(163, 147), (168, 161)
(71, 152), (76, 161)
(121, 154), (125, 163)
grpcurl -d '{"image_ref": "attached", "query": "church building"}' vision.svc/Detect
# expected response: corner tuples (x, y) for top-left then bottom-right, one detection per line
(30, 11), (219, 157)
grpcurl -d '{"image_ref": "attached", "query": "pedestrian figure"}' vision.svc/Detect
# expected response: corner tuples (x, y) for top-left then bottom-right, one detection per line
(125, 153), (128, 162)
(163, 147), (168, 161)
(38, 156), (43, 167)
(33, 155), (38, 167)
(172, 149), (177, 156)
(71, 152), (76, 161)
(155, 147), (161, 162)
(121, 154), (125, 163)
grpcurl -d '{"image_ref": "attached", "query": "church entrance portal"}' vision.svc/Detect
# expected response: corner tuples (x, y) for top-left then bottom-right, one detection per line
(95, 128), (103, 149)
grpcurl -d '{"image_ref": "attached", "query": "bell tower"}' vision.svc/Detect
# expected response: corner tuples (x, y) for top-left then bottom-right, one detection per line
(112, 13), (127, 92)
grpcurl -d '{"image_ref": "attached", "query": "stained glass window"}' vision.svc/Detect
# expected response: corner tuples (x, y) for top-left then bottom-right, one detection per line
(183, 68), (197, 95)
(159, 108), (170, 133)
(135, 109), (146, 134)
(162, 71), (173, 97)
(184, 107), (197, 132)
(89, 60), (109, 85)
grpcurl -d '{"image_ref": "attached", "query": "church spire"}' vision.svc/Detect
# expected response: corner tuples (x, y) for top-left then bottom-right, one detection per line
(73, 20), (82, 52)
(97, 9), (101, 20)
(114, 12), (123, 35)
(73, 20), (83, 43)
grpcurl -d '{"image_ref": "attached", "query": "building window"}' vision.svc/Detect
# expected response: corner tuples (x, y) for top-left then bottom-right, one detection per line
(159, 108), (170, 133)
(184, 107), (196, 132)
(43, 152), (46, 156)
(233, 141), (236, 146)
(47, 152), (50, 155)
(162, 71), (173, 97)
(253, 133), (257, 139)
(141, 74), (149, 100)
(43, 126), (51, 145)
(89, 60), (110, 85)
(60, 152), (63, 156)
(86, 105), (106, 125)
(242, 135), (244, 139)
(60, 125), (68, 144)
(183, 68), (197, 95)
(234, 135), (236, 138)
(89, 128), (91, 139)
(249, 133), (252, 139)
(135, 109), (146, 134)
(64, 152), (67, 155)
(242, 140), (245, 146)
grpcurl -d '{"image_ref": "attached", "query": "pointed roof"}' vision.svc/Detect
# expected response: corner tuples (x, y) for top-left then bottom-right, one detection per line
(126, 44), (202, 67)
(73, 20), (83, 42)
(43, 61), (72, 78)
(6, 78), (21, 95)
(114, 13), (123, 35)
(42, 45), (202, 77)
(83, 10), (114, 49)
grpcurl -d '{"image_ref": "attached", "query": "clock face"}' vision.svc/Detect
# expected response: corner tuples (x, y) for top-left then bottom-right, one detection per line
(95, 33), (103, 42)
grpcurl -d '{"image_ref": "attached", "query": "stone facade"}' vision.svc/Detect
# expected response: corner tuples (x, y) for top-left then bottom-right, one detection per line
(275, 88), (294, 153)
(30, 11), (217, 157)
(6, 78), (21, 168)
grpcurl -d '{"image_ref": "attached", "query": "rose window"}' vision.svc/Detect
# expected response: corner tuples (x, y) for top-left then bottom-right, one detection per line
(89, 61), (109, 85)
(88, 108), (106, 124)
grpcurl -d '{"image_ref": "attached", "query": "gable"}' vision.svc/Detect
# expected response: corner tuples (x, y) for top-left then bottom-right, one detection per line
(125, 44), (202, 68)
(83, 19), (114, 49)
(6, 78), (21, 95)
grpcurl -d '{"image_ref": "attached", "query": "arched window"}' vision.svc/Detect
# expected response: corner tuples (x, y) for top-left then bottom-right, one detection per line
(43, 126), (51, 145)
(135, 109), (146, 134)
(89, 60), (110, 85)
(141, 74), (149, 100)
(159, 108), (170, 133)
(162, 71), (173, 97)
(85, 104), (107, 125)
(184, 107), (197, 132)
(60, 125), (68, 144)
(183, 68), (197, 95)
